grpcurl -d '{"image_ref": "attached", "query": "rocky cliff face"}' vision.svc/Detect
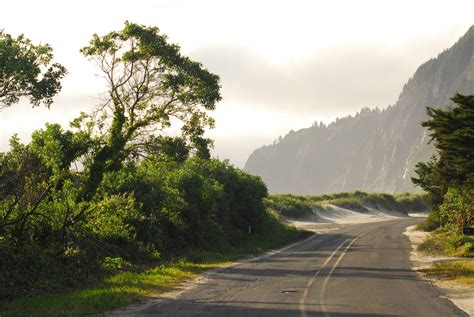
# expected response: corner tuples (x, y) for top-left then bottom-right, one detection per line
(244, 26), (474, 194)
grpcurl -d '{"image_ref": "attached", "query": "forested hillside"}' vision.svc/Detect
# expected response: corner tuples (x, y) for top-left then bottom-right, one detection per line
(245, 26), (474, 194)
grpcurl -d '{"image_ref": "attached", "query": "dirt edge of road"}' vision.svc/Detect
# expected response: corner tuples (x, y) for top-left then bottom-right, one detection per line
(404, 225), (474, 316)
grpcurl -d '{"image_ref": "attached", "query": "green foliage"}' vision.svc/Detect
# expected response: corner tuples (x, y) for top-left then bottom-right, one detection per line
(413, 158), (444, 205)
(413, 93), (474, 230)
(0, 240), (94, 301)
(102, 257), (131, 272)
(423, 94), (474, 187)
(416, 209), (442, 232)
(0, 133), (269, 301)
(0, 30), (66, 108)
(417, 229), (474, 257)
(394, 192), (429, 212)
(84, 194), (139, 242)
(439, 186), (474, 234)
(264, 195), (314, 218)
(326, 197), (367, 212)
(76, 21), (221, 203)
(98, 158), (268, 251)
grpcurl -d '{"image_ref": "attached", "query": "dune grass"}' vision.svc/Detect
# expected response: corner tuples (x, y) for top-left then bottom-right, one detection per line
(265, 191), (428, 218)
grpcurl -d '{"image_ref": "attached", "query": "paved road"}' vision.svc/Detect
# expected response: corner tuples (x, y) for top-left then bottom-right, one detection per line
(138, 218), (467, 316)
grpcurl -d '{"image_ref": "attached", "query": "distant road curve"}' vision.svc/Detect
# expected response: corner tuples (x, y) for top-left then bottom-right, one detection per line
(112, 218), (467, 317)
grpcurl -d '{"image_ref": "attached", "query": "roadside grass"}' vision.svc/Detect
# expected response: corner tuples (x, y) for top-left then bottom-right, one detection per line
(1, 214), (309, 317)
(417, 229), (474, 257)
(3, 261), (208, 317)
(424, 260), (474, 287)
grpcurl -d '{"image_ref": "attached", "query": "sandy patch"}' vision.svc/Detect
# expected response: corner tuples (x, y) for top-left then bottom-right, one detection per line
(408, 212), (429, 218)
(404, 225), (474, 316)
(286, 204), (406, 232)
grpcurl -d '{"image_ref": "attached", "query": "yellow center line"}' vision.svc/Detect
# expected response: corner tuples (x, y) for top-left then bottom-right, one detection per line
(319, 228), (375, 317)
(299, 238), (350, 317)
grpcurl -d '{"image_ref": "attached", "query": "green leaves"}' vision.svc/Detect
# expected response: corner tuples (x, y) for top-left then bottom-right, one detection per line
(421, 93), (474, 187)
(414, 93), (474, 230)
(77, 22), (221, 203)
(439, 187), (474, 233)
(0, 31), (67, 109)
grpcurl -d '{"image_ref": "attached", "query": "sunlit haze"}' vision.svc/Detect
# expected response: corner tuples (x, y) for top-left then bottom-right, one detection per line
(1, 0), (473, 166)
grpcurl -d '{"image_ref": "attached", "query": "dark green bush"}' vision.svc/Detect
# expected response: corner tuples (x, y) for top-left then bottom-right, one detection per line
(0, 131), (269, 302)
(417, 209), (442, 232)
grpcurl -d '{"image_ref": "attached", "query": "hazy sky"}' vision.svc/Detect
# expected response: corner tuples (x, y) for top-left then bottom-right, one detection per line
(1, 0), (473, 166)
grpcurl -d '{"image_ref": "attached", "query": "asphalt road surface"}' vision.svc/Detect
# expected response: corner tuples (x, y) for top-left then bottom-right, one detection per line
(135, 218), (467, 316)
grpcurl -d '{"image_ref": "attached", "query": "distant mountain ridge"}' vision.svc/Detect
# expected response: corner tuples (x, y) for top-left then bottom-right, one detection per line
(244, 26), (474, 194)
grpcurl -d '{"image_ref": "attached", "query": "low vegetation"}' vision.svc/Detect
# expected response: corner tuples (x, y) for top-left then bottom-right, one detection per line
(264, 195), (317, 218)
(417, 230), (474, 257)
(265, 191), (428, 218)
(423, 260), (474, 287)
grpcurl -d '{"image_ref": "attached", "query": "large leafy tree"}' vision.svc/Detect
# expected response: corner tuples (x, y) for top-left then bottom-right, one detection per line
(77, 22), (221, 202)
(0, 31), (66, 109)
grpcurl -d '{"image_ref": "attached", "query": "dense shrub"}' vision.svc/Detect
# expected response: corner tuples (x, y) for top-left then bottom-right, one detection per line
(416, 209), (442, 232)
(417, 229), (474, 257)
(0, 132), (269, 301)
(439, 187), (474, 234)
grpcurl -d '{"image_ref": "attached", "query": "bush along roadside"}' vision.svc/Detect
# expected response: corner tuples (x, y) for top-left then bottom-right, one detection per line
(417, 229), (474, 257)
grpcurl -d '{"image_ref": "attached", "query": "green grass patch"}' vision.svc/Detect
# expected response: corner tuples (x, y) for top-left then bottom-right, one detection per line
(2, 261), (207, 317)
(424, 260), (474, 286)
(1, 213), (309, 317)
(417, 229), (474, 257)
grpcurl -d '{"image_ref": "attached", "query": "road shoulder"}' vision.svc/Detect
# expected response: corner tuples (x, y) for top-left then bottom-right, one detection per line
(404, 225), (474, 315)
